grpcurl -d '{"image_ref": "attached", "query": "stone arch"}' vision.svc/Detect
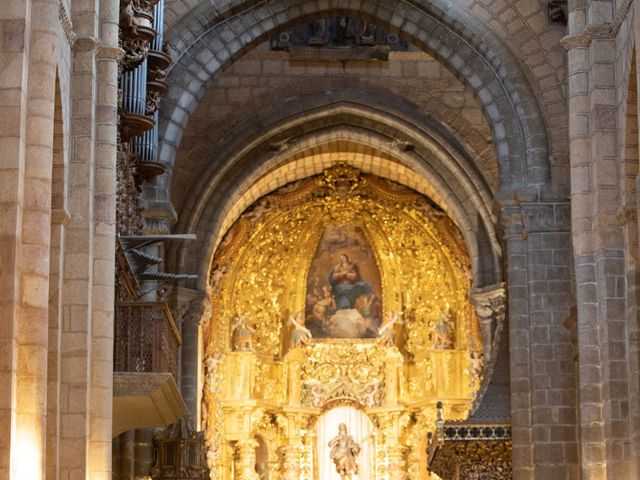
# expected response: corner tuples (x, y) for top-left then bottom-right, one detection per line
(167, 74), (498, 215)
(167, 88), (498, 236)
(159, 0), (551, 193)
(168, 104), (502, 290)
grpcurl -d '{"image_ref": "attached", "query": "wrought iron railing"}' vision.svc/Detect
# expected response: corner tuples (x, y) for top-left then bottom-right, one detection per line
(114, 301), (182, 379)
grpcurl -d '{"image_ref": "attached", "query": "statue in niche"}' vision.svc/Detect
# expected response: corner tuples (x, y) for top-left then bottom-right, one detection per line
(378, 311), (403, 346)
(329, 423), (361, 480)
(308, 19), (326, 46)
(289, 312), (312, 348)
(357, 19), (376, 45)
(274, 18), (409, 51)
(433, 309), (455, 349)
(231, 314), (255, 351)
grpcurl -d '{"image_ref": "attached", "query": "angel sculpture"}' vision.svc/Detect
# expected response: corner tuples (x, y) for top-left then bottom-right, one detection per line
(289, 312), (312, 348)
(378, 311), (403, 346)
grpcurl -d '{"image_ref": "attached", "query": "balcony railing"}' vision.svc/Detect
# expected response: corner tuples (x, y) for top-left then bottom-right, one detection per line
(115, 301), (181, 379)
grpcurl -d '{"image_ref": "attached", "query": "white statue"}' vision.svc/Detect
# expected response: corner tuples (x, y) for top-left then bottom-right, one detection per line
(289, 312), (312, 348)
(329, 424), (361, 480)
(378, 311), (403, 346)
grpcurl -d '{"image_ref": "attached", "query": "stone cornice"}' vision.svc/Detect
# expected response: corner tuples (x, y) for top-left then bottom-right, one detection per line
(97, 46), (125, 61)
(560, 25), (611, 49)
(73, 36), (101, 52)
(561, 0), (634, 49)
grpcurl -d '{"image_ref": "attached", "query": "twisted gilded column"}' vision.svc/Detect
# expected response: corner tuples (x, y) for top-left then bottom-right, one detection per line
(387, 446), (408, 480)
(234, 439), (259, 480)
(279, 445), (302, 480)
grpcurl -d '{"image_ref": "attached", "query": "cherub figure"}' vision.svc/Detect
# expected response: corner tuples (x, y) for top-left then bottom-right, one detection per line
(309, 384), (327, 408)
(361, 383), (380, 408)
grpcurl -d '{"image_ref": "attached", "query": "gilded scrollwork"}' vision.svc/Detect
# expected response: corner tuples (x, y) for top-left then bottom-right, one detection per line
(298, 343), (389, 408)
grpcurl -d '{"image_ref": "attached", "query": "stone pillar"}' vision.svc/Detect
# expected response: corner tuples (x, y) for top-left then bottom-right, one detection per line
(57, 0), (120, 478)
(235, 439), (259, 480)
(563, 0), (631, 476)
(91, 24), (120, 480)
(119, 431), (135, 480)
(134, 429), (155, 478)
(0, 0), (28, 468)
(58, 33), (99, 477)
(179, 291), (210, 418)
(47, 209), (69, 480)
(0, 0), (61, 477)
(502, 200), (577, 479)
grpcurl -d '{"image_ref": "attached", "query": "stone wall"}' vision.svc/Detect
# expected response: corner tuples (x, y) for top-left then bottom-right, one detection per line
(0, 0), (119, 478)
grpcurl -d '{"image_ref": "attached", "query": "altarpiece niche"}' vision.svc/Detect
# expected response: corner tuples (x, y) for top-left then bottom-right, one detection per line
(200, 165), (484, 480)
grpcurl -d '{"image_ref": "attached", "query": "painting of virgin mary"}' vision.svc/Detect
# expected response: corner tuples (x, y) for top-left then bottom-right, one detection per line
(305, 226), (383, 338)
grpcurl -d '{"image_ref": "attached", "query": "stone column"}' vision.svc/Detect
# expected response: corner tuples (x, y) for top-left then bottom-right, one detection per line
(119, 430), (135, 480)
(235, 439), (259, 480)
(57, 0), (120, 478)
(0, 0), (28, 468)
(1, 0), (61, 478)
(90, 8), (121, 478)
(134, 429), (155, 478)
(179, 291), (210, 418)
(563, 0), (631, 476)
(502, 200), (577, 479)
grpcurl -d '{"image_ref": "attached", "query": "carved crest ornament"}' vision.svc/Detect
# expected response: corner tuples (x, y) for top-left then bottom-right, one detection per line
(200, 165), (488, 480)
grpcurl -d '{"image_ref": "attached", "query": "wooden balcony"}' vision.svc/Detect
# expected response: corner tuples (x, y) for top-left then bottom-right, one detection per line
(114, 301), (181, 379)
(112, 301), (187, 436)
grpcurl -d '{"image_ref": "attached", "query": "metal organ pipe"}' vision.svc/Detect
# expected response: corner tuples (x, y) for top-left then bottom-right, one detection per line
(122, 58), (148, 116)
(123, 0), (165, 164)
(151, 0), (164, 52)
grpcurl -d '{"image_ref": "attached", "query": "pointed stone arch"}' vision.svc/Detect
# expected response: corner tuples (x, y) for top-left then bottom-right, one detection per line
(159, 0), (552, 197)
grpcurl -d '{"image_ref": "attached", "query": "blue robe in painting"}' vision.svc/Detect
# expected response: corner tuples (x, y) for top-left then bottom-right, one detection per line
(328, 265), (373, 310)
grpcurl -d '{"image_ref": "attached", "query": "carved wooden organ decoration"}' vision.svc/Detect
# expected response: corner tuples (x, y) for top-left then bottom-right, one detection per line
(117, 0), (171, 236)
(202, 165), (491, 480)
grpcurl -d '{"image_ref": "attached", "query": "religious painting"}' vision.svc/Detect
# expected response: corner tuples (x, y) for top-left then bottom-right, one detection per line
(305, 225), (383, 338)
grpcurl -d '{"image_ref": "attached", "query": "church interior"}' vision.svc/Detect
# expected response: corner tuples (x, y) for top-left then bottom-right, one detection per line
(1, 0), (640, 479)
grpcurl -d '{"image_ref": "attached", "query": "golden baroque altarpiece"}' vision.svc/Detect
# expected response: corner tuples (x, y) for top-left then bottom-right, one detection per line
(201, 165), (484, 480)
